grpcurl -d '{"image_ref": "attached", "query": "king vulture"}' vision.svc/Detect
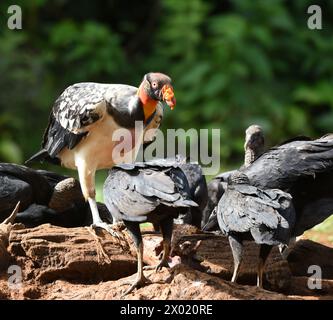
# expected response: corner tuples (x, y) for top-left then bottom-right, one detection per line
(27, 73), (176, 235)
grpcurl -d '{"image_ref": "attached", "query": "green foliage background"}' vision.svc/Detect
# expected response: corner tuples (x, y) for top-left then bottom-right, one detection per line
(0, 0), (333, 172)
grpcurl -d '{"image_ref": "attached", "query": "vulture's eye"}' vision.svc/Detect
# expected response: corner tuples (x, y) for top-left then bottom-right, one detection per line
(152, 82), (158, 89)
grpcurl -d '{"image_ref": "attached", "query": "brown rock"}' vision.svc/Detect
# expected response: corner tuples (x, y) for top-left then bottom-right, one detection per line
(48, 178), (84, 212)
(7, 224), (137, 283)
(287, 240), (333, 278)
(0, 203), (22, 270)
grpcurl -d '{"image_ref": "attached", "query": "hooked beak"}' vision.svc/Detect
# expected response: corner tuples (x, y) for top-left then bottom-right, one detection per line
(161, 85), (176, 110)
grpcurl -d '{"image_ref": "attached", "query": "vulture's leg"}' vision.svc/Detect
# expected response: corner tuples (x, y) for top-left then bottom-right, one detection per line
(76, 159), (119, 237)
(157, 217), (173, 270)
(257, 244), (272, 288)
(122, 221), (151, 296)
(279, 237), (296, 259)
(144, 217), (173, 271)
(228, 234), (243, 283)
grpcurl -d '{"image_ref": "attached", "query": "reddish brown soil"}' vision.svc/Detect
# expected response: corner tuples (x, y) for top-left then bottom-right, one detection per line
(0, 224), (332, 300)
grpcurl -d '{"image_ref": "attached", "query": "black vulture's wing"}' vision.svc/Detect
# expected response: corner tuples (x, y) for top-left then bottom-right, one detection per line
(217, 187), (279, 234)
(103, 167), (197, 222)
(217, 185), (294, 245)
(0, 163), (52, 204)
(116, 155), (188, 171)
(244, 137), (333, 190)
(202, 178), (227, 230)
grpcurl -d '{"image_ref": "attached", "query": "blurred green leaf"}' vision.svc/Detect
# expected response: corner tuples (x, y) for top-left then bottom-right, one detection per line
(1, 0), (333, 170)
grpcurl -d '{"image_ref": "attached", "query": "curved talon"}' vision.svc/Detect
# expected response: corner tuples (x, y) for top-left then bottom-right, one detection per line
(92, 222), (120, 238)
(122, 275), (152, 296)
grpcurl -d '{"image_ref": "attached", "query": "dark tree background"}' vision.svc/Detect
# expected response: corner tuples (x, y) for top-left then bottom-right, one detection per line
(0, 0), (333, 171)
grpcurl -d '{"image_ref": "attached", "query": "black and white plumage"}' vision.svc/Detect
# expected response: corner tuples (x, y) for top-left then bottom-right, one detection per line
(103, 158), (198, 295)
(27, 73), (176, 235)
(39, 83), (163, 163)
(216, 172), (295, 287)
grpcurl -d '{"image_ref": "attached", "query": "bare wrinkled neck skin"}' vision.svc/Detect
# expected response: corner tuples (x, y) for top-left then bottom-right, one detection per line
(244, 149), (254, 168)
(243, 125), (265, 167)
(244, 144), (264, 167)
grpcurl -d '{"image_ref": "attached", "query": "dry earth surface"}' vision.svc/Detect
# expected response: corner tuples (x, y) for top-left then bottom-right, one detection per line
(0, 223), (332, 300)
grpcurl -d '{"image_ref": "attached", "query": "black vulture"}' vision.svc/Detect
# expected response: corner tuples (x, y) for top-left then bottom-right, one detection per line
(204, 134), (333, 239)
(216, 172), (295, 287)
(0, 163), (90, 227)
(27, 73), (176, 236)
(242, 134), (333, 238)
(112, 155), (207, 228)
(0, 163), (53, 221)
(103, 159), (198, 295)
(202, 125), (265, 230)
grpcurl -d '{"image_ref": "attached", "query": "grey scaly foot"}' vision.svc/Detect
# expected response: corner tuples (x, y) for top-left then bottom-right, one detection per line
(121, 275), (152, 296)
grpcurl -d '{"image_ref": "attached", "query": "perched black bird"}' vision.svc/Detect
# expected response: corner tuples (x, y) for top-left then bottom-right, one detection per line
(26, 73), (176, 235)
(111, 155), (207, 228)
(0, 163), (90, 227)
(206, 134), (333, 242)
(103, 159), (198, 295)
(0, 163), (53, 221)
(242, 134), (333, 238)
(15, 204), (60, 227)
(203, 125), (265, 230)
(216, 172), (295, 287)
(160, 156), (207, 228)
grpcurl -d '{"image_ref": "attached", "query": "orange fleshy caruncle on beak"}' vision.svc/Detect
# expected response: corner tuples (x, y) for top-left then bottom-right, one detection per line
(161, 85), (176, 110)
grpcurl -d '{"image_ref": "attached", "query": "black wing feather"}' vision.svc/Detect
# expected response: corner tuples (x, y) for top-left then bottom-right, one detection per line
(103, 165), (198, 223)
(243, 138), (333, 189)
(217, 183), (295, 245)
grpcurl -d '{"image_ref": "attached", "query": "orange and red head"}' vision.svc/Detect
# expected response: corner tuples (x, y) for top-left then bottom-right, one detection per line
(138, 72), (176, 113)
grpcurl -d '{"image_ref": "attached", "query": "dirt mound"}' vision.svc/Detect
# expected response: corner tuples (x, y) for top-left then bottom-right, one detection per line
(0, 223), (333, 300)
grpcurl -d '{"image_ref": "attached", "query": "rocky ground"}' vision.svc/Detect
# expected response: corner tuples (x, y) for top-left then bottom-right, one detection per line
(0, 222), (333, 300)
